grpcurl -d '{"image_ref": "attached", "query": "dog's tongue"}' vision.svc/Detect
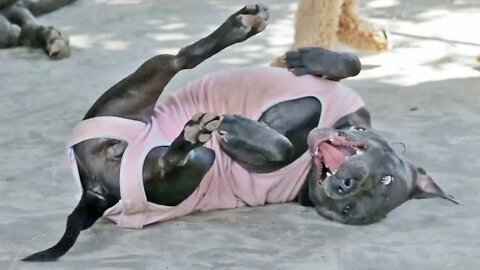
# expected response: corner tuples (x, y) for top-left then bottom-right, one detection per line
(318, 143), (351, 172)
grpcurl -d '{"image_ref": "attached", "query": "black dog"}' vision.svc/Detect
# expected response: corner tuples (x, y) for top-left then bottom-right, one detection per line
(0, 0), (75, 59)
(22, 4), (457, 262)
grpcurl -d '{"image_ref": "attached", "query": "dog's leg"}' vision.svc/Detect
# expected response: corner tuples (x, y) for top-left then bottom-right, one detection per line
(217, 114), (294, 173)
(21, 0), (78, 16)
(143, 113), (222, 205)
(160, 113), (222, 172)
(0, 13), (20, 47)
(0, 3), (70, 59)
(218, 101), (371, 173)
(337, 0), (389, 52)
(284, 47), (361, 80)
(84, 4), (269, 123)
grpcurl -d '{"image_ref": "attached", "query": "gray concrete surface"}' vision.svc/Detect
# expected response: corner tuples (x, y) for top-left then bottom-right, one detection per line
(1, 0), (479, 269)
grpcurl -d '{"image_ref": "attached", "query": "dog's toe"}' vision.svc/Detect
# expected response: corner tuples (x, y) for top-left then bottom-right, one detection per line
(285, 51), (308, 75)
(183, 113), (223, 144)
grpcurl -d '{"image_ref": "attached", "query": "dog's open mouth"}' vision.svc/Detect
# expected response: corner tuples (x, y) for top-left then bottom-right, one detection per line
(308, 129), (367, 184)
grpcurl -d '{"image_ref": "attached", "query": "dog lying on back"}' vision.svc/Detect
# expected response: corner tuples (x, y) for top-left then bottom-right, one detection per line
(0, 0), (75, 59)
(22, 4), (457, 262)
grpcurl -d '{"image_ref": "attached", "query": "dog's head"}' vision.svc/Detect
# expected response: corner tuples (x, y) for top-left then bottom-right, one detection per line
(306, 127), (458, 225)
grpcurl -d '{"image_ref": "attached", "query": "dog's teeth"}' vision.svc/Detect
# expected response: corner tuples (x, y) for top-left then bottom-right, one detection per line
(356, 149), (364, 155)
(333, 170), (337, 174)
(326, 172), (332, 177)
(314, 147), (319, 155)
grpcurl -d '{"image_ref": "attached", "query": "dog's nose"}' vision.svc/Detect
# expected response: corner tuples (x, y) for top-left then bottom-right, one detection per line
(336, 178), (357, 194)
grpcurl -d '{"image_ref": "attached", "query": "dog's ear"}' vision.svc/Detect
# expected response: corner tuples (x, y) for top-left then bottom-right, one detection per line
(410, 167), (459, 204)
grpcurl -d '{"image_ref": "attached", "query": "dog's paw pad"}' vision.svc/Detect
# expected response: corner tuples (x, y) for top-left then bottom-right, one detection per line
(198, 133), (212, 143)
(236, 4), (269, 32)
(223, 3), (269, 44)
(184, 113), (222, 144)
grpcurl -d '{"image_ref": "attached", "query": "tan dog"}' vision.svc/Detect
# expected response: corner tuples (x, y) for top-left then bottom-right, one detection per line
(272, 0), (389, 67)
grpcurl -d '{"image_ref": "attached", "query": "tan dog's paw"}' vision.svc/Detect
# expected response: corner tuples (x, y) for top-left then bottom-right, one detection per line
(45, 27), (70, 60)
(338, 16), (390, 52)
(270, 54), (286, 68)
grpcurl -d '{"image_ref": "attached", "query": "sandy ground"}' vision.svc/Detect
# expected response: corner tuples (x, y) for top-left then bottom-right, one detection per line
(1, 0), (479, 269)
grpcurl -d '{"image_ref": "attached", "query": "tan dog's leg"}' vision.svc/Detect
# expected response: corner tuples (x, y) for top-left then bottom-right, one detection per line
(337, 0), (389, 52)
(271, 0), (343, 67)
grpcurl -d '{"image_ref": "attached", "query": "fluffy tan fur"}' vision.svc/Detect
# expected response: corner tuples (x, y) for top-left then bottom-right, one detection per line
(272, 0), (389, 67)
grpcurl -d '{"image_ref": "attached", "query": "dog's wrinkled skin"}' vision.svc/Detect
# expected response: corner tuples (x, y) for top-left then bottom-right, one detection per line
(0, 0), (74, 59)
(22, 4), (457, 262)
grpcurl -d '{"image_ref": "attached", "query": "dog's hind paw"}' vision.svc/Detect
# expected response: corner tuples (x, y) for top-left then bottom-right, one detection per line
(285, 47), (361, 80)
(224, 4), (269, 43)
(236, 4), (269, 34)
(45, 27), (70, 60)
(184, 113), (223, 144)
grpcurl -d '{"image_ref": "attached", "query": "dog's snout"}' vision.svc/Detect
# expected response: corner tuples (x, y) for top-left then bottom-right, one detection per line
(333, 177), (357, 194)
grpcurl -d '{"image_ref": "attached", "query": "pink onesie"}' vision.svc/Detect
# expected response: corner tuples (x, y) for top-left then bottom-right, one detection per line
(67, 67), (364, 229)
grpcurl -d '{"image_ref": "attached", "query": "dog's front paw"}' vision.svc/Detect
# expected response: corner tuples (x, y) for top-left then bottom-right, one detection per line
(159, 113), (222, 171)
(184, 113), (223, 145)
(285, 47), (361, 80)
(45, 27), (70, 60)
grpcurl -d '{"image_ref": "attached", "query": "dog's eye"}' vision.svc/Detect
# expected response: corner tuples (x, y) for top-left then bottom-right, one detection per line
(381, 175), (394, 185)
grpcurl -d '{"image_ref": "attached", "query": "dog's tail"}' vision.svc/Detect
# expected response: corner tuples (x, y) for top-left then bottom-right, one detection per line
(21, 192), (109, 262)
